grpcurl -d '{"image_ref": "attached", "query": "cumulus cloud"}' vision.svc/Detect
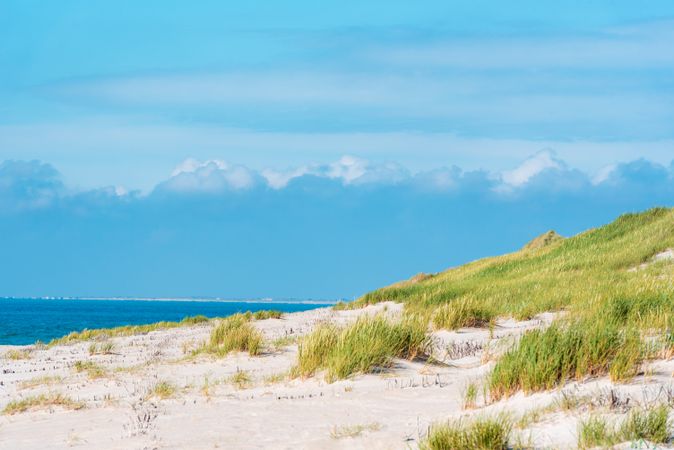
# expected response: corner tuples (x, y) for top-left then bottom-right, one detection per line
(158, 159), (260, 193)
(500, 150), (563, 187)
(2, 153), (674, 208)
(0, 160), (64, 211)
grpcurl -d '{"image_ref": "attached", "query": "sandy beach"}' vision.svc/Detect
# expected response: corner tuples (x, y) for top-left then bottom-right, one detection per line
(1, 302), (673, 449)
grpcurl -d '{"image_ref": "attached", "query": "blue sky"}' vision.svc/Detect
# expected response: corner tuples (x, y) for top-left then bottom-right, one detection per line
(1, 1), (673, 298)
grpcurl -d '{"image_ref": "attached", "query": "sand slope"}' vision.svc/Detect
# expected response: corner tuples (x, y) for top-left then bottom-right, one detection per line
(1, 303), (673, 449)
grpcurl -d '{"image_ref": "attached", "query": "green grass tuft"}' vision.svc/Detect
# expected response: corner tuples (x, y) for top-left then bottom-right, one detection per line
(578, 405), (671, 448)
(200, 314), (263, 357)
(489, 319), (643, 399)
(150, 381), (176, 399)
(421, 415), (512, 450)
(2, 393), (84, 415)
(293, 314), (430, 381)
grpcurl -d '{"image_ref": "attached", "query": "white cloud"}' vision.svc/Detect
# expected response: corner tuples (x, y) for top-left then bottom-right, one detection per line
(500, 150), (562, 187)
(591, 164), (617, 185)
(161, 159), (258, 193)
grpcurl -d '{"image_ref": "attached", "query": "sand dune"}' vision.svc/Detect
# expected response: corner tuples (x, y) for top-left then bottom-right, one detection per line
(1, 303), (672, 449)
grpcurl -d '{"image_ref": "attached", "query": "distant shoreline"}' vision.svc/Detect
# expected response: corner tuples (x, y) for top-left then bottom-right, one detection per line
(0, 297), (340, 305)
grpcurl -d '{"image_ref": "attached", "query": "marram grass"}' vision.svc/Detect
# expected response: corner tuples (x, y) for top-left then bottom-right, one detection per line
(49, 314), (210, 346)
(349, 207), (674, 330)
(421, 415), (512, 450)
(345, 207), (674, 392)
(578, 404), (671, 448)
(199, 313), (263, 357)
(293, 314), (430, 381)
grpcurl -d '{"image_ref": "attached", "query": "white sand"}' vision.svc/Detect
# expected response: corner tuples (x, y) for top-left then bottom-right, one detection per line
(1, 303), (673, 449)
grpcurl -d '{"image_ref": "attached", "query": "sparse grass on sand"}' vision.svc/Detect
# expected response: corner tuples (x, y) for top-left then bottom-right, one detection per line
(330, 422), (382, 439)
(150, 381), (177, 399)
(578, 405), (671, 448)
(293, 314), (430, 381)
(2, 393), (84, 415)
(342, 207), (674, 393)
(73, 360), (106, 379)
(88, 341), (115, 355)
(421, 415), (512, 450)
(4, 349), (31, 360)
(49, 315), (211, 346)
(198, 313), (263, 357)
(19, 375), (64, 390)
(253, 310), (283, 320)
(228, 370), (252, 389)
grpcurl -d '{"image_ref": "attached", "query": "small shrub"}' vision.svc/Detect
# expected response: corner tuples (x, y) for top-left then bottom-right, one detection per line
(421, 416), (512, 450)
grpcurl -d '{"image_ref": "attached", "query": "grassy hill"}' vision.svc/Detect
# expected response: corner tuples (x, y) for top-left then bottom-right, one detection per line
(336, 207), (674, 395)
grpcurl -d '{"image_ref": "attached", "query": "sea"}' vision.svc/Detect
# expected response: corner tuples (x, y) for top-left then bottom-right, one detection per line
(0, 297), (334, 345)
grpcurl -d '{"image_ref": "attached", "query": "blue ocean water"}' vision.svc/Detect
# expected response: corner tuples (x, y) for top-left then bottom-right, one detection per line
(0, 298), (333, 345)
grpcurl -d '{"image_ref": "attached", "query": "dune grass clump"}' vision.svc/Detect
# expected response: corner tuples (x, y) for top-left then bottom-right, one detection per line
(228, 370), (252, 389)
(88, 341), (116, 355)
(489, 319), (642, 399)
(293, 314), (430, 381)
(421, 416), (512, 450)
(201, 314), (263, 357)
(150, 381), (176, 399)
(432, 297), (497, 330)
(73, 360), (106, 379)
(578, 405), (671, 448)
(4, 349), (31, 360)
(252, 310), (283, 320)
(19, 375), (64, 390)
(2, 393), (84, 415)
(49, 314), (212, 346)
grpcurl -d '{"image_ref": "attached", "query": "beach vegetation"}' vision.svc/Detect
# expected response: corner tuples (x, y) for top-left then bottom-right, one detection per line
(348, 207), (674, 393)
(293, 314), (430, 381)
(228, 370), (252, 389)
(330, 422), (382, 439)
(19, 375), (64, 390)
(252, 309), (283, 320)
(4, 349), (31, 360)
(73, 360), (106, 379)
(578, 405), (670, 448)
(49, 314), (212, 346)
(2, 393), (84, 415)
(199, 314), (263, 357)
(421, 415), (512, 450)
(150, 381), (176, 399)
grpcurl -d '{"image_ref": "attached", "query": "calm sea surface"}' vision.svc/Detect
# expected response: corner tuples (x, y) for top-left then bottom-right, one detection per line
(0, 298), (333, 345)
